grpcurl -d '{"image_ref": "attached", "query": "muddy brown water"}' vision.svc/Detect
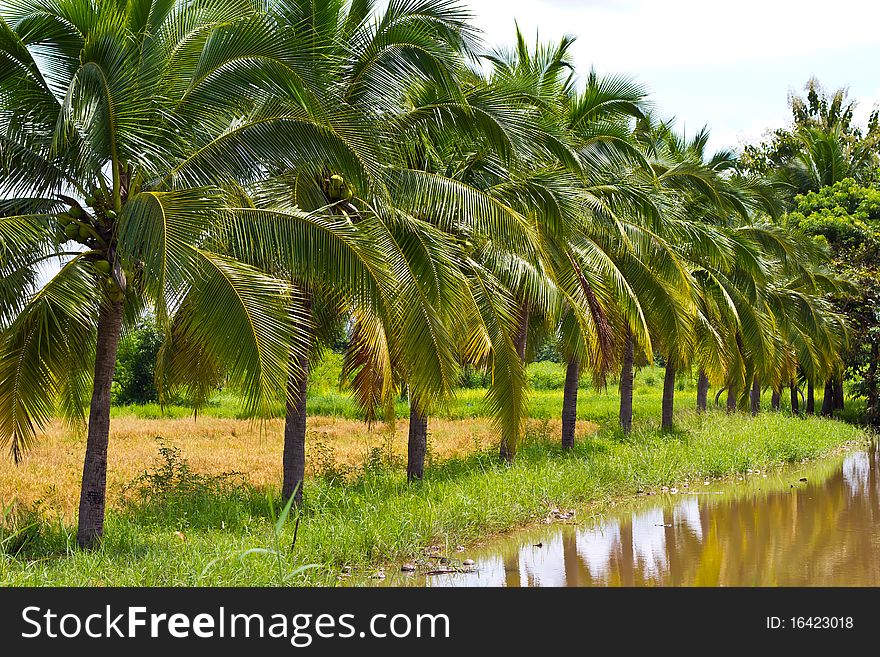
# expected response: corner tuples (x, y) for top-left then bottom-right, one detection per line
(374, 444), (880, 586)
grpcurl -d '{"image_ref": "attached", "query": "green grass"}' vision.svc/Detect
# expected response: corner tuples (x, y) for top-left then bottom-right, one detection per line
(110, 356), (714, 422)
(111, 355), (857, 429)
(1, 409), (867, 586)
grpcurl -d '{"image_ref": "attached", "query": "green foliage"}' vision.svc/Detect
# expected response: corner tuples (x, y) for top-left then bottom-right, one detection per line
(740, 78), (880, 193)
(789, 177), (880, 425)
(0, 1), (873, 559)
(458, 364), (491, 389)
(122, 439), (253, 530)
(789, 177), (880, 250)
(114, 317), (164, 405)
(307, 353), (344, 396)
(533, 337), (563, 363)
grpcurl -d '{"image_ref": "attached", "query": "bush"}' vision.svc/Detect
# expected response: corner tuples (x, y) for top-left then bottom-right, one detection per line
(533, 337), (562, 363)
(114, 316), (163, 405)
(308, 352), (343, 393)
(121, 439), (254, 529)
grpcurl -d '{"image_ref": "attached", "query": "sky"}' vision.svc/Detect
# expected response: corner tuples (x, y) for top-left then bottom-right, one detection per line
(463, 0), (880, 154)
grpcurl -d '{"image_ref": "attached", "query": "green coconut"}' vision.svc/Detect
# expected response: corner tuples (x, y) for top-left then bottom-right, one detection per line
(69, 205), (83, 219)
(94, 259), (111, 275)
(78, 225), (91, 240)
(64, 223), (80, 238)
(328, 174), (346, 198)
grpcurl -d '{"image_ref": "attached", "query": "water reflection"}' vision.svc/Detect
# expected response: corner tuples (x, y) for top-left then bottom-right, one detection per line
(406, 446), (880, 587)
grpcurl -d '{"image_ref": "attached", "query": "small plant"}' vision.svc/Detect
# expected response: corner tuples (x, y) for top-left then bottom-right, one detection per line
(200, 487), (320, 586)
(122, 438), (250, 529)
(0, 500), (55, 556)
(363, 427), (403, 474)
(309, 433), (351, 483)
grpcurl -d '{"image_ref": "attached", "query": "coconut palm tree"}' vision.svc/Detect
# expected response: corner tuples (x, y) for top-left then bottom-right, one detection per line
(631, 117), (800, 430)
(371, 31), (581, 465)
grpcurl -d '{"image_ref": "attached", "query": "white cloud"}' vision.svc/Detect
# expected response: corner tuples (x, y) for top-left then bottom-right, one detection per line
(463, 0), (880, 151)
(468, 0), (880, 72)
(852, 90), (880, 128)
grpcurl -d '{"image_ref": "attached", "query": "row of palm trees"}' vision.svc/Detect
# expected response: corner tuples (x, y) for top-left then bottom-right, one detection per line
(0, 0), (847, 549)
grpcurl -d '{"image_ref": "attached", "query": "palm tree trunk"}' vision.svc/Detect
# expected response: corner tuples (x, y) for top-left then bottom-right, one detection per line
(76, 300), (124, 549)
(791, 381), (800, 416)
(407, 401), (428, 481)
(561, 357), (579, 448)
(500, 303), (529, 462)
(833, 378), (845, 411)
(696, 370), (709, 413)
(619, 332), (634, 434)
(806, 381), (815, 415)
(283, 299), (312, 505)
(771, 388), (781, 411)
(820, 379), (834, 417)
(726, 381), (737, 413)
(282, 345), (309, 505)
(749, 377), (761, 415)
(661, 360), (675, 432)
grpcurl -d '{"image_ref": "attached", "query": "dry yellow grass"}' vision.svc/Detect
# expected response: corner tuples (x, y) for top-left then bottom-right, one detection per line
(1, 416), (598, 519)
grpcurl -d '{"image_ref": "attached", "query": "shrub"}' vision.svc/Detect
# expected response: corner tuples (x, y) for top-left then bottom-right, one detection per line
(121, 439), (253, 529)
(114, 316), (163, 405)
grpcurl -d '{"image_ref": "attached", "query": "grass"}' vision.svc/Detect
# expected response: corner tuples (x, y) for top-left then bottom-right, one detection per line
(0, 415), (596, 518)
(1, 402), (868, 586)
(112, 355), (859, 424)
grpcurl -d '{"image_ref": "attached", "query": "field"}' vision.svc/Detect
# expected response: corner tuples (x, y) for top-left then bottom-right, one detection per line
(0, 357), (869, 586)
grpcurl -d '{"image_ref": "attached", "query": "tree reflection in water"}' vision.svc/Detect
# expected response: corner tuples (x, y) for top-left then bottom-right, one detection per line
(415, 446), (880, 587)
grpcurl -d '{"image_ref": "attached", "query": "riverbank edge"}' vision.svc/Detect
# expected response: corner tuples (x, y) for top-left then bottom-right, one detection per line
(358, 433), (871, 584)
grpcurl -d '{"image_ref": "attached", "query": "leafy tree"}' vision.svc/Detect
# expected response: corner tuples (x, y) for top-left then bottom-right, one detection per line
(789, 177), (880, 424)
(741, 78), (880, 198)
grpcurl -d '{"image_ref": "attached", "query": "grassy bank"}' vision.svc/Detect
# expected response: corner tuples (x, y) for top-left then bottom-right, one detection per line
(1, 410), (867, 586)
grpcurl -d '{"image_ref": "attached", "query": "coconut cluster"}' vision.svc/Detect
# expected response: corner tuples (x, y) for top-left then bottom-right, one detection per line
(54, 190), (124, 302)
